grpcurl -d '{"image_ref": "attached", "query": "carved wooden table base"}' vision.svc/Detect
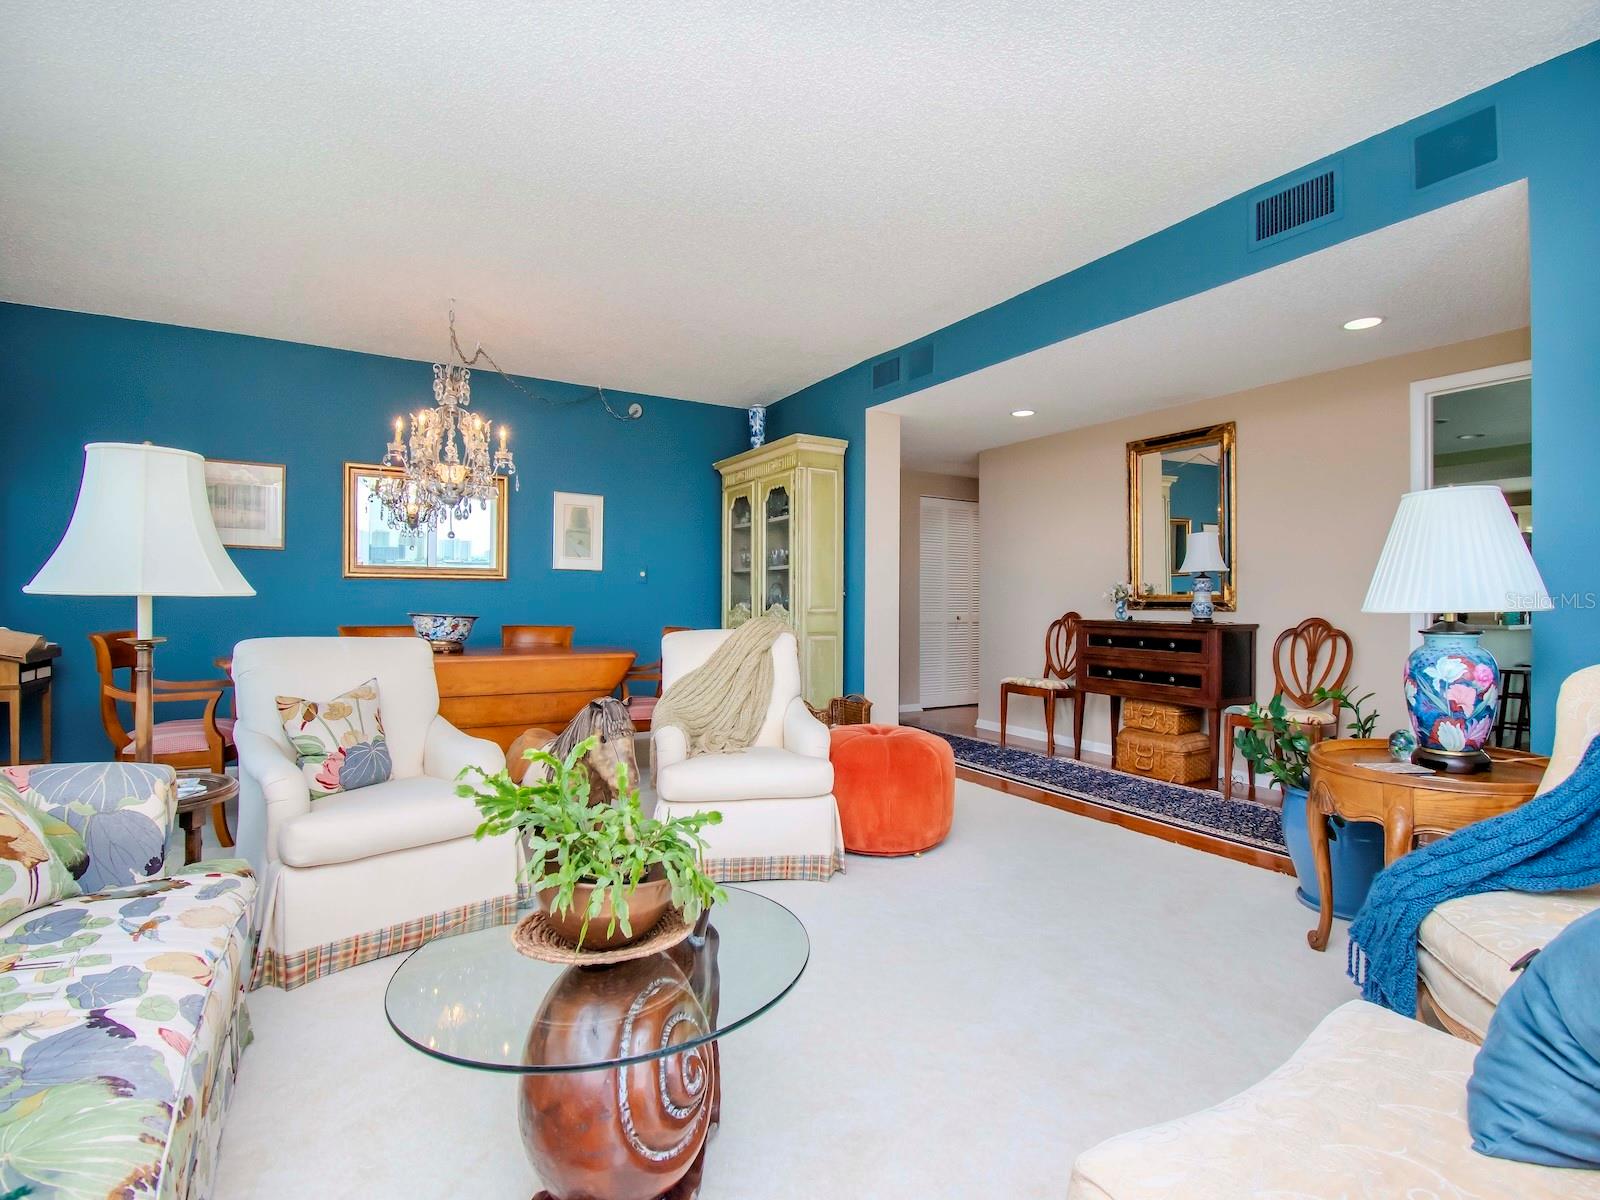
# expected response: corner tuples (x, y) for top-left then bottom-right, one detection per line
(521, 954), (723, 1200)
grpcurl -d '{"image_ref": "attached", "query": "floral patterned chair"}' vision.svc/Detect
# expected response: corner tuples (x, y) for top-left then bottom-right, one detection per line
(0, 761), (256, 1200)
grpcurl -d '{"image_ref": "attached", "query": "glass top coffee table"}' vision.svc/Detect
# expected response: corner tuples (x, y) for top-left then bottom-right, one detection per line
(385, 887), (808, 1200)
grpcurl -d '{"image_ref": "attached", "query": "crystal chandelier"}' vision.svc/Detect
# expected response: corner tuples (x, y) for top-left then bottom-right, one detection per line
(377, 361), (517, 534)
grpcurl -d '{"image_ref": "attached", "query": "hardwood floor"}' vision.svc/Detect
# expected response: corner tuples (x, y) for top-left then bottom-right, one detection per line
(903, 704), (1293, 876)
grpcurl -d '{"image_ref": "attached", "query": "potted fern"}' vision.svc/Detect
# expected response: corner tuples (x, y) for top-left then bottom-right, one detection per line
(459, 736), (726, 950)
(1236, 688), (1386, 919)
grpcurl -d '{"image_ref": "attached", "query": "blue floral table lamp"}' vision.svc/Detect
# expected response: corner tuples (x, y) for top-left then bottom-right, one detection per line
(1362, 485), (1550, 774)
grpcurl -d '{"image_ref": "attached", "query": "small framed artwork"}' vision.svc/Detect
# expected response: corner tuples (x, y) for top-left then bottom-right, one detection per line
(205, 459), (286, 549)
(343, 463), (509, 580)
(553, 492), (604, 571)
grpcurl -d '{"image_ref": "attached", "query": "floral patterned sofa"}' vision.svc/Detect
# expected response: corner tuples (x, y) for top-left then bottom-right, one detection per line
(0, 763), (255, 1200)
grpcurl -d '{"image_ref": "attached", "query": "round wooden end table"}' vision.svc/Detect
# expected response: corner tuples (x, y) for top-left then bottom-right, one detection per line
(175, 771), (238, 865)
(1304, 739), (1547, 951)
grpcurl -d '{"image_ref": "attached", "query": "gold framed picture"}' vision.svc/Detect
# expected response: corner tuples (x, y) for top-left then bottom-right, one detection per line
(343, 463), (509, 580)
(204, 459), (286, 550)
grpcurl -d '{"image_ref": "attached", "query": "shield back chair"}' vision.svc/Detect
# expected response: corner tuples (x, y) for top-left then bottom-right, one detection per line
(337, 625), (417, 638)
(1223, 616), (1353, 799)
(89, 629), (237, 847)
(501, 624), (576, 651)
(622, 626), (691, 731)
(999, 612), (1082, 758)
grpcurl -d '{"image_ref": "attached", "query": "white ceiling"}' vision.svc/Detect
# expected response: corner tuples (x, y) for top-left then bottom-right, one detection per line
(889, 182), (1529, 474)
(1, 5), (1593, 407)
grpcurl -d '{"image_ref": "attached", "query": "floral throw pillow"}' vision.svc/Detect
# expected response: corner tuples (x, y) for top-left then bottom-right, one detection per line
(276, 678), (392, 800)
(4, 762), (176, 893)
(0, 775), (85, 923)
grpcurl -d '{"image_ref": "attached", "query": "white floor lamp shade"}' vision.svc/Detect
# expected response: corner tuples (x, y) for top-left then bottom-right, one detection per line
(25, 442), (254, 630)
(24, 442), (253, 762)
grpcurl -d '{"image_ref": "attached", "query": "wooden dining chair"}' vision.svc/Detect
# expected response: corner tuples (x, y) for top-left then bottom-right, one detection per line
(501, 625), (576, 652)
(336, 625), (417, 638)
(1223, 616), (1353, 800)
(999, 612), (1082, 758)
(88, 630), (237, 847)
(622, 626), (692, 731)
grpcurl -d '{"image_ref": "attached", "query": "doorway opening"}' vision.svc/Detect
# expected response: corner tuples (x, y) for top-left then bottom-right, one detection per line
(1411, 361), (1534, 749)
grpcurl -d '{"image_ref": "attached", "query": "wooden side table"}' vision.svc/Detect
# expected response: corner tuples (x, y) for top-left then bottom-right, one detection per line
(1305, 739), (1546, 951)
(1, 643), (61, 765)
(176, 772), (239, 865)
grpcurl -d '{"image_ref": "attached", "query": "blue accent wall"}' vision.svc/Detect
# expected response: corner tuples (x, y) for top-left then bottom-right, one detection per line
(0, 304), (745, 761)
(773, 41), (1600, 750)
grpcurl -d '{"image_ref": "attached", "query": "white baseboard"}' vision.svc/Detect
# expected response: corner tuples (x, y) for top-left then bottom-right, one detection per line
(973, 718), (1112, 759)
(970, 718), (1265, 787)
(898, 703), (923, 714)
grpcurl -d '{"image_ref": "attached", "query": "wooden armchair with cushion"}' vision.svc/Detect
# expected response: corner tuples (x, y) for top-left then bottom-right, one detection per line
(622, 626), (690, 731)
(1223, 617), (1351, 799)
(89, 628), (237, 846)
(999, 611), (1081, 758)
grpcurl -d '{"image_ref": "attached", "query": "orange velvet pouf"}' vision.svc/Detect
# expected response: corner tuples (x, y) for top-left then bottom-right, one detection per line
(829, 724), (955, 856)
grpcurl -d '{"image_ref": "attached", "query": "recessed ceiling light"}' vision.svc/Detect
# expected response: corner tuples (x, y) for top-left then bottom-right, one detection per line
(1342, 316), (1384, 331)
(1011, 409), (1035, 418)
(1458, 432), (1486, 440)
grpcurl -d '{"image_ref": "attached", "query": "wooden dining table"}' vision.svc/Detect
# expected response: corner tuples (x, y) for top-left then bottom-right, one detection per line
(217, 644), (636, 752)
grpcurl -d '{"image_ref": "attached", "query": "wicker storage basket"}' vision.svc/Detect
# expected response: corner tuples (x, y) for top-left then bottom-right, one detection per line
(805, 694), (874, 727)
(1115, 728), (1213, 785)
(1121, 700), (1203, 735)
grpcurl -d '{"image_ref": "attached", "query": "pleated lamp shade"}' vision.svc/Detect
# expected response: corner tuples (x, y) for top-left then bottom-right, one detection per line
(1179, 527), (1228, 574)
(1362, 485), (1549, 614)
(25, 443), (254, 601)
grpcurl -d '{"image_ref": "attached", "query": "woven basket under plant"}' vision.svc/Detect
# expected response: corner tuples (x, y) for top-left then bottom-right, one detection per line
(806, 694), (874, 726)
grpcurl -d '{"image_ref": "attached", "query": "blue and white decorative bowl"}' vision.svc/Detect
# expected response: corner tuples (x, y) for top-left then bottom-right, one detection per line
(408, 612), (477, 653)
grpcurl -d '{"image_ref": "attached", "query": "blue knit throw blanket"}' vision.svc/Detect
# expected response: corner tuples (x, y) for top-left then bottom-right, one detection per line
(1348, 736), (1600, 1015)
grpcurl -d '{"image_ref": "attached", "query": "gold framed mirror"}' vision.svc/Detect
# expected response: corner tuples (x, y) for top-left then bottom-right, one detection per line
(1126, 422), (1236, 610)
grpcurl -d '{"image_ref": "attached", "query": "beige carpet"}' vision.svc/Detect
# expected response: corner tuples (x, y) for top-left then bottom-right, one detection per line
(215, 778), (1356, 1199)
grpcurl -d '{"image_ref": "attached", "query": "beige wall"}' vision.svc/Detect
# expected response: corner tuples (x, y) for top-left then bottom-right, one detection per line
(900, 468), (980, 708)
(977, 328), (1532, 754)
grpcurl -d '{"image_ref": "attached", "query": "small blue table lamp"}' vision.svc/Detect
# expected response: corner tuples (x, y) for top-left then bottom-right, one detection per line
(1362, 485), (1550, 774)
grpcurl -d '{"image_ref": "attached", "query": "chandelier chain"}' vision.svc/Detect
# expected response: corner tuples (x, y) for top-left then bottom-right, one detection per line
(447, 303), (641, 422)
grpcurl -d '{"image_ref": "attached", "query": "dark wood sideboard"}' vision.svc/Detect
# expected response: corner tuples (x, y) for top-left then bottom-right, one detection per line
(1074, 619), (1258, 782)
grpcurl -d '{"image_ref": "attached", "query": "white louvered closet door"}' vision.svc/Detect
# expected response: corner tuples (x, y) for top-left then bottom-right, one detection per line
(919, 496), (980, 707)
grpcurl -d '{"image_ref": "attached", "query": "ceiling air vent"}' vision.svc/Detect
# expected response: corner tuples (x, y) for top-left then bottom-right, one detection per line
(871, 356), (902, 390)
(906, 342), (934, 381)
(1414, 107), (1498, 190)
(1249, 166), (1339, 249)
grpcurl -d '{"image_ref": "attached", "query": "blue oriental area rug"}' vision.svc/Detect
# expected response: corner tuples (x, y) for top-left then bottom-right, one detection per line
(928, 731), (1288, 856)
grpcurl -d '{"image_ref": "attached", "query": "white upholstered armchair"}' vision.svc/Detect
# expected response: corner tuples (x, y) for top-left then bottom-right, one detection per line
(232, 636), (519, 988)
(652, 629), (842, 881)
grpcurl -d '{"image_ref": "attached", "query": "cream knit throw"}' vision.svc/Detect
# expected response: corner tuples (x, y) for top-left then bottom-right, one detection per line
(654, 615), (789, 756)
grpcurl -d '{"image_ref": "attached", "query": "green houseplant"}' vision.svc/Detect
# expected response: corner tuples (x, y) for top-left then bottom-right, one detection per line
(1236, 687), (1386, 919)
(459, 736), (726, 949)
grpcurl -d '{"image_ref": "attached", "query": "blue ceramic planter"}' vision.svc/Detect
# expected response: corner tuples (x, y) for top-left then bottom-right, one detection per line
(1280, 784), (1386, 919)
